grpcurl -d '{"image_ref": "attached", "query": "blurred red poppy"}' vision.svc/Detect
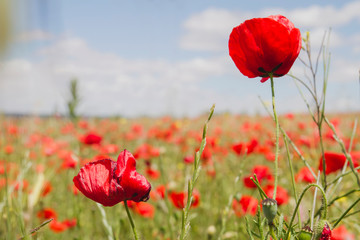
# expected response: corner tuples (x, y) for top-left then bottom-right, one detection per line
(37, 208), (57, 220)
(263, 184), (289, 206)
(295, 167), (315, 183)
(246, 138), (258, 154)
(229, 15), (301, 82)
(232, 195), (258, 217)
(133, 143), (160, 161)
(127, 201), (155, 218)
(231, 142), (243, 155)
(243, 165), (273, 189)
(80, 132), (102, 145)
(73, 150), (151, 207)
(318, 152), (349, 175)
(332, 225), (355, 240)
(184, 155), (195, 164)
(169, 189), (200, 209)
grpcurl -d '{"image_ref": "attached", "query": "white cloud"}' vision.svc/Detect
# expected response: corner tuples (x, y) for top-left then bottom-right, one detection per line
(180, 8), (246, 51)
(16, 30), (53, 42)
(288, 1), (360, 29)
(180, 1), (360, 52)
(0, 37), (232, 117)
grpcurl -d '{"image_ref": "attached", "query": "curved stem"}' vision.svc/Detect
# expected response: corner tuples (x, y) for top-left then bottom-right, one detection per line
(285, 184), (327, 240)
(270, 75), (280, 199)
(124, 200), (139, 240)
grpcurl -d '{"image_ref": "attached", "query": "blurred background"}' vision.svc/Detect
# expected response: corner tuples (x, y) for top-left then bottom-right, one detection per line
(0, 0), (359, 118)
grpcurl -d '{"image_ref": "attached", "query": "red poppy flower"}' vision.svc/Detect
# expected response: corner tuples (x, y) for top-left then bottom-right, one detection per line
(243, 165), (273, 189)
(80, 132), (102, 145)
(73, 150), (151, 207)
(127, 201), (155, 218)
(318, 152), (347, 175)
(232, 195), (258, 217)
(37, 208), (57, 220)
(263, 184), (289, 206)
(332, 225), (355, 240)
(246, 138), (258, 155)
(169, 189), (200, 209)
(295, 167), (315, 183)
(49, 220), (68, 233)
(41, 181), (53, 197)
(133, 143), (160, 161)
(229, 15), (301, 82)
(146, 167), (160, 180)
(231, 142), (243, 155)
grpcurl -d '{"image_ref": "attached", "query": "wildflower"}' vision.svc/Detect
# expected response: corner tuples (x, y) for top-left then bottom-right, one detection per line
(295, 167), (316, 183)
(332, 225), (355, 240)
(232, 195), (258, 217)
(229, 15), (301, 82)
(80, 132), (102, 145)
(73, 150), (151, 207)
(243, 165), (273, 189)
(318, 152), (350, 175)
(127, 201), (155, 218)
(231, 142), (243, 155)
(263, 184), (289, 206)
(169, 189), (200, 209)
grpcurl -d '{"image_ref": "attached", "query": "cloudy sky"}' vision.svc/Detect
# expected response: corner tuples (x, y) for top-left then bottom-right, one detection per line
(0, 0), (359, 117)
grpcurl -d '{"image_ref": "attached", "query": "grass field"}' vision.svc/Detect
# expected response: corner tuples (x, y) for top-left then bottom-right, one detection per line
(0, 110), (359, 239)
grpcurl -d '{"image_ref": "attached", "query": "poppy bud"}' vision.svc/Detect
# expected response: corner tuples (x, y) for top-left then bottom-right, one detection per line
(315, 220), (331, 240)
(298, 226), (313, 240)
(261, 198), (277, 224)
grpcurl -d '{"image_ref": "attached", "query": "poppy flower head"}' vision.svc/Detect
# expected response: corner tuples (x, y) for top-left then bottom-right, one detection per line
(80, 132), (102, 145)
(318, 152), (347, 175)
(232, 195), (258, 217)
(229, 15), (301, 82)
(73, 150), (151, 207)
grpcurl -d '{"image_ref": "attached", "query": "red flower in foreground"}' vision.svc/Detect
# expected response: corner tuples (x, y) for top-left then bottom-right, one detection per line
(73, 150), (151, 207)
(232, 195), (258, 217)
(229, 15), (301, 82)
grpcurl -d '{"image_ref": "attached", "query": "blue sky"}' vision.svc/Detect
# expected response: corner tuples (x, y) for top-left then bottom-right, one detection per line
(1, 0), (360, 117)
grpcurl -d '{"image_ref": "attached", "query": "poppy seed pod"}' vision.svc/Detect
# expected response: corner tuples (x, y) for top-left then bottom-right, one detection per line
(261, 198), (278, 224)
(298, 226), (313, 240)
(229, 15), (301, 82)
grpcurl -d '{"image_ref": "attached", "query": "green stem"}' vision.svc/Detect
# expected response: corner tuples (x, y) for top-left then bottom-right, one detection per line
(333, 197), (360, 228)
(283, 136), (301, 229)
(318, 126), (327, 191)
(270, 75), (280, 199)
(285, 184), (327, 240)
(269, 225), (278, 240)
(124, 200), (139, 240)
